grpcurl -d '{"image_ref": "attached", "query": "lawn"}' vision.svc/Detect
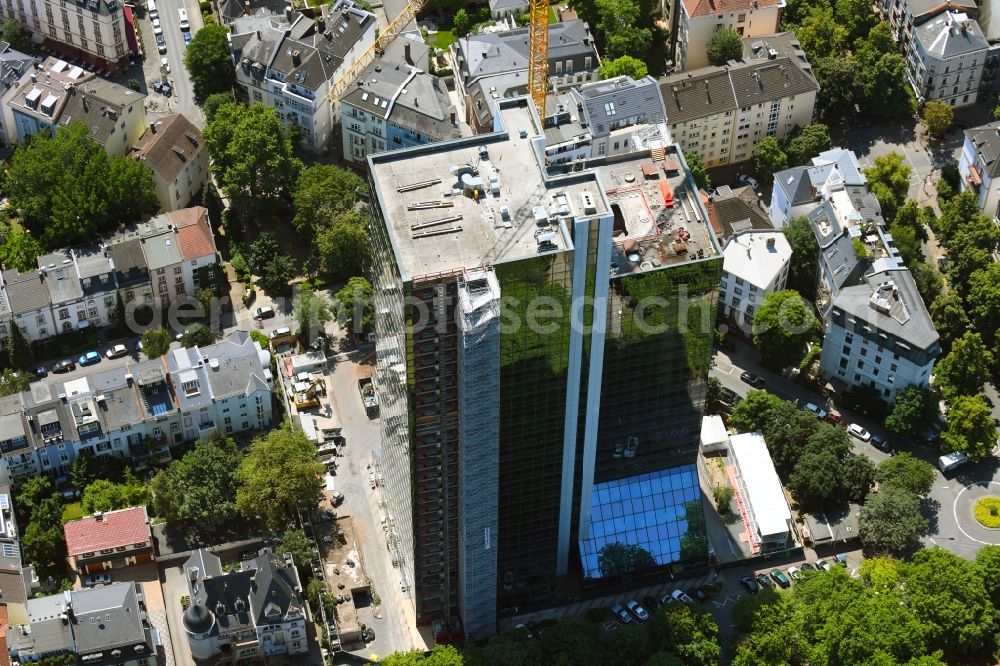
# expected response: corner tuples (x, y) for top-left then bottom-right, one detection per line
(62, 501), (83, 524)
(432, 29), (457, 50)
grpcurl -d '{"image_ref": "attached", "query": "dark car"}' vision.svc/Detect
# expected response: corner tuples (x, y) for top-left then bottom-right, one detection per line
(35, 366), (47, 378)
(161, 82), (172, 96)
(770, 568), (791, 588)
(871, 433), (893, 453)
(756, 573), (773, 588)
(800, 562), (817, 572)
(254, 306), (276, 320)
(689, 588), (707, 602)
(740, 371), (765, 389)
(52, 359), (75, 374)
(740, 576), (760, 594)
(718, 387), (740, 406)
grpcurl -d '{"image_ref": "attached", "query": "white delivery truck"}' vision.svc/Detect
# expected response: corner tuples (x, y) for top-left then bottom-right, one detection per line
(938, 451), (968, 473)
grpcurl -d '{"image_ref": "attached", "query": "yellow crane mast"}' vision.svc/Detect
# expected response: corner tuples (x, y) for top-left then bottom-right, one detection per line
(528, 0), (549, 118)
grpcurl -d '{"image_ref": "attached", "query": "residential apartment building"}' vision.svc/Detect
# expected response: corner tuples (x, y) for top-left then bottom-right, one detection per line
(132, 113), (208, 212)
(906, 11), (987, 107)
(719, 230), (791, 332)
(662, 54), (818, 168)
(0, 269), (56, 348)
(453, 20), (600, 132)
(38, 247), (117, 334)
(368, 97), (721, 640)
(135, 207), (217, 306)
(0, 44), (37, 147)
(340, 33), (460, 164)
(0, 0), (135, 72)
(107, 238), (153, 307)
(0, 331), (274, 482)
(7, 582), (158, 666)
(6, 56), (145, 154)
(63, 506), (153, 574)
(676, 0), (785, 71)
(182, 548), (308, 663)
(235, 0), (376, 152)
(958, 120), (1000, 220)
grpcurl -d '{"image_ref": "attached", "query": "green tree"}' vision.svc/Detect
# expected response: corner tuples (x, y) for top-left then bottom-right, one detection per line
(81, 478), (151, 514)
(974, 545), (1000, 606)
(784, 216), (819, 300)
(935, 190), (979, 241)
(860, 53), (915, 121)
(835, 0), (877, 44)
(910, 262), (944, 306)
(840, 453), (876, 503)
(538, 620), (603, 666)
(934, 331), (993, 400)
(885, 384), (939, 438)
(864, 152), (911, 222)
(648, 604), (720, 666)
(796, 6), (846, 58)
(247, 233), (298, 295)
(314, 209), (371, 280)
(941, 394), (996, 462)
(945, 217), (999, 299)
(859, 486), (928, 556)
(892, 200), (931, 242)
(154, 437), (240, 533)
(904, 547), (995, 655)
(876, 452), (935, 497)
(236, 424), (324, 530)
(70, 453), (102, 492)
(786, 123), (832, 166)
(277, 528), (315, 571)
(596, 0), (652, 60)
(922, 101), (953, 139)
(929, 293), (970, 354)
(729, 390), (784, 433)
(0, 220), (44, 272)
(141, 327), (172, 358)
(0, 368), (29, 397)
(22, 520), (64, 568)
(788, 447), (842, 510)
(293, 284), (331, 342)
(291, 164), (367, 235)
(184, 24), (235, 101)
(752, 137), (789, 184)
(706, 27), (744, 66)
(598, 55), (648, 80)
(967, 263), (1000, 346)
(814, 56), (862, 121)
(597, 542), (657, 577)
(2, 19), (32, 51)
(452, 7), (470, 36)
(180, 322), (215, 348)
(6, 123), (157, 248)
(16, 476), (57, 521)
(608, 624), (649, 666)
(752, 290), (817, 370)
(203, 103), (302, 209)
(7, 324), (33, 372)
(685, 152), (711, 191)
(336, 276), (374, 335)
(202, 91), (236, 123)
(888, 222), (923, 266)
(763, 403), (821, 479)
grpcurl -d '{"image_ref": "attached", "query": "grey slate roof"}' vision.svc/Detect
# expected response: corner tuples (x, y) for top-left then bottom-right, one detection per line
(908, 0), (976, 22)
(11, 592), (76, 656)
(916, 11), (988, 59)
(772, 148), (867, 208)
(108, 238), (150, 288)
(0, 44), (37, 95)
(2, 269), (49, 315)
(184, 548), (254, 634)
(964, 121), (1000, 178)
(244, 549), (303, 627)
(71, 582), (151, 662)
(57, 77), (145, 144)
(708, 185), (773, 241)
(742, 32), (814, 75)
(662, 55), (818, 126)
(39, 253), (84, 306)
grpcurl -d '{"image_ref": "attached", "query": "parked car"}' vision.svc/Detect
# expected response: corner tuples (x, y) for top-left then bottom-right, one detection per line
(770, 568), (790, 587)
(739, 576), (760, 594)
(105, 344), (128, 359)
(52, 359), (75, 373)
(83, 573), (111, 587)
(756, 572), (774, 588)
(669, 589), (694, 604)
(78, 351), (101, 366)
(870, 433), (893, 453)
(161, 82), (172, 96)
(255, 306), (276, 320)
(816, 558), (833, 570)
(626, 599), (650, 621)
(737, 174), (759, 190)
(160, 57), (170, 74)
(834, 554), (849, 567)
(184, 31), (193, 46)
(718, 387), (740, 406)
(847, 423), (872, 442)
(156, 34), (166, 54)
(35, 366), (47, 378)
(689, 588), (707, 603)
(610, 604), (632, 624)
(802, 402), (827, 420)
(824, 410), (844, 426)
(788, 566), (803, 581)
(800, 562), (817, 572)
(151, 18), (162, 35)
(740, 371), (765, 389)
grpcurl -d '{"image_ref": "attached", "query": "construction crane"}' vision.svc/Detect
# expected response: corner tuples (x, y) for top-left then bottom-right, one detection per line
(527, 0), (549, 118)
(326, 0), (427, 105)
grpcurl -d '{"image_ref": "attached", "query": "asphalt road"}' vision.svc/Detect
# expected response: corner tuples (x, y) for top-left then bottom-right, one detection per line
(138, 0), (204, 126)
(711, 339), (1000, 563)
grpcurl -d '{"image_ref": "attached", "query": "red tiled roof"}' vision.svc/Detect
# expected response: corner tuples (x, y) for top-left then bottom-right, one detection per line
(0, 603), (10, 666)
(63, 506), (151, 557)
(682, 0), (783, 19)
(171, 207), (216, 261)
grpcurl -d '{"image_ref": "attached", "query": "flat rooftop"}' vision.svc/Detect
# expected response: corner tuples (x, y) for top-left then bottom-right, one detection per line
(370, 98), (718, 281)
(370, 99), (606, 281)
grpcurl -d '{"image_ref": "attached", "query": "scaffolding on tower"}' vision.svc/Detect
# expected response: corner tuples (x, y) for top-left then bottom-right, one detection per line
(528, 0), (549, 118)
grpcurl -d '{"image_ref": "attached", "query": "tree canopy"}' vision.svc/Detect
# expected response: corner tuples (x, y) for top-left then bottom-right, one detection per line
(291, 164), (367, 235)
(236, 424), (324, 530)
(336, 277), (375, 335)
(786, 123), (832, 166)
(858, 485), (928, 556)
(180, 322), (215, 348)
(752, 290), (817, 370)
(934, 331), (993, 400)
(922, 101), (953, 139)
(0, 368), (30, 398)
(941, 394), (996, 462)
(150, 435), (241, 534)
(598, 55), (648, 80)
(706, 27), (744, 66)
(0, 216), (43, 272)
(784, 216), (819, 300)
(246, 233), (298, 295)
(81, 476), (151, 514)
(314, 209), (371, 280)
(685, 152), (711, 191)
(141, 327), (172, 359)
(6, 123), (158, 248)
(864, 152), (911, 222)
(752, 137), (788, 184)
(875, 452), (935, 497)
(729, 390), (783, 433)
(293, 284), (331, 342)
(885, 385), (939, 438)
(184, 24), (235, 101)
(2, 19), (32, 51)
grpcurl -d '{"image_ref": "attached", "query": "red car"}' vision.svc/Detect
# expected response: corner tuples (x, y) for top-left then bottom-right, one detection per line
(824, 411), (844, 426)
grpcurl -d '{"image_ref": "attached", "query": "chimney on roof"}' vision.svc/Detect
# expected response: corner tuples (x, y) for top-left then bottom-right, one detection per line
(285, 4), (292, 21)
(766, 236), (776, 249)
(450, 110), (456, 124)
(405, 41), (411, 63)
(149, 121), (155, 134)
(94, 511), (104, 521)
(292, 50), (301, 66)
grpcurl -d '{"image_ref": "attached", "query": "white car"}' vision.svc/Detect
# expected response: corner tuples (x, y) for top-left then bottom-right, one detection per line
(151, 18), (162, 35)
(105, 344), (128, 359)
(668, 589), (694, 604)
(625, 599), (649, 622)
(848, 423), (872, 442)
(160, 57), (170, 74)
(737, 174), (759, 190)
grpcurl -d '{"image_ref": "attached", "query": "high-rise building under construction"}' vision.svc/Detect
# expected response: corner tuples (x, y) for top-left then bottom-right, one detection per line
(367, 97), (722, 641)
